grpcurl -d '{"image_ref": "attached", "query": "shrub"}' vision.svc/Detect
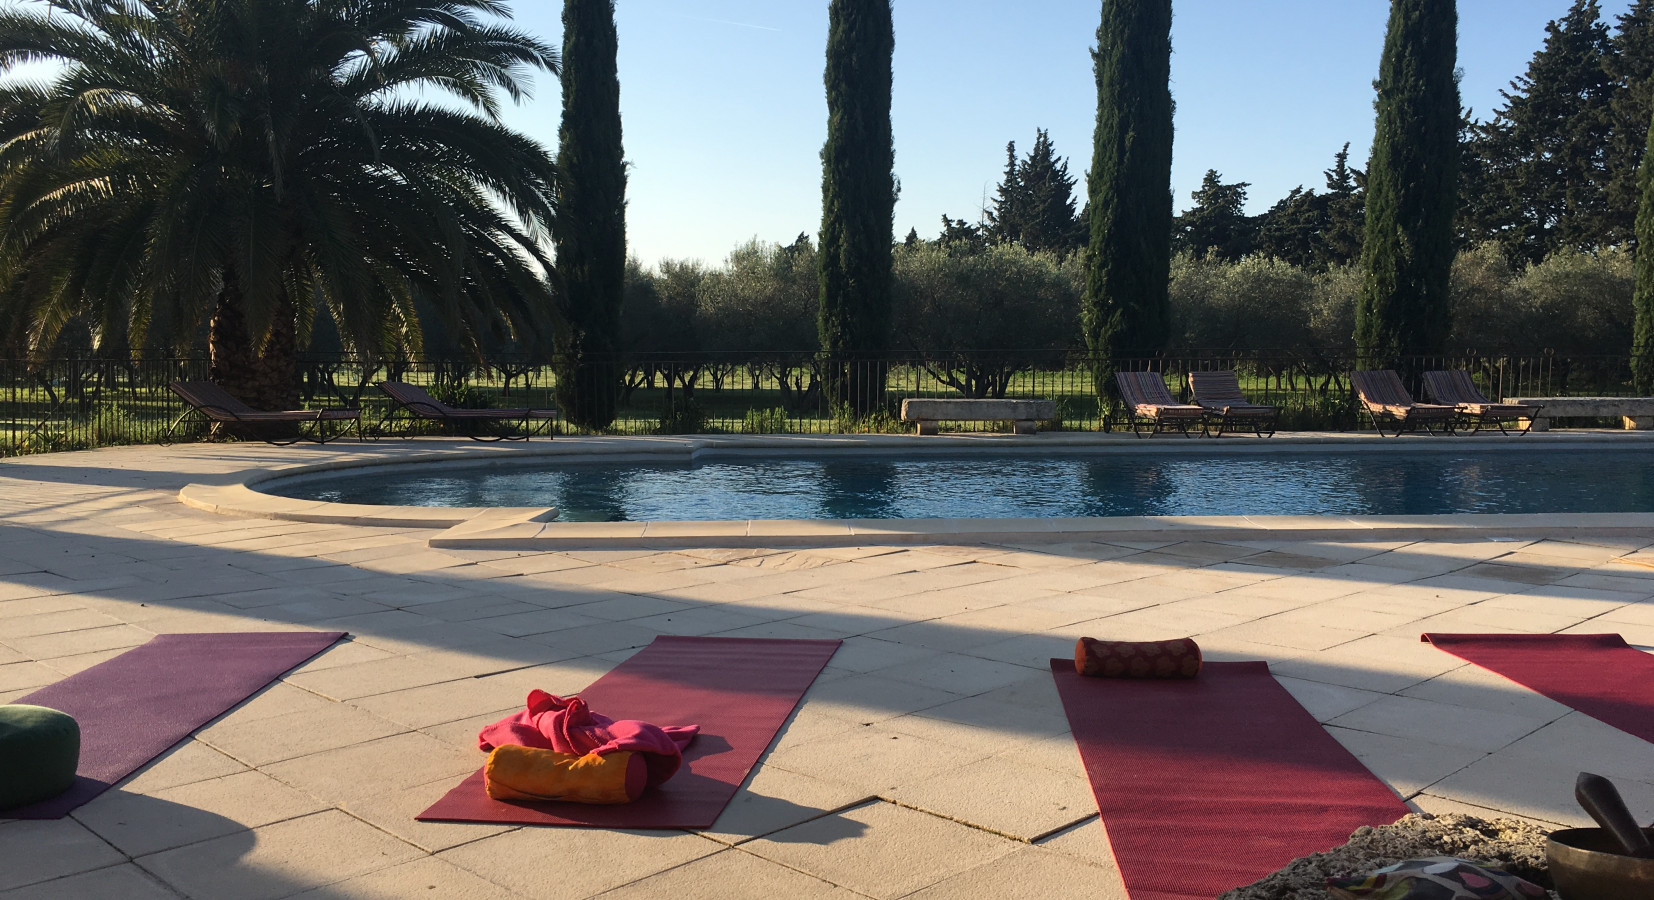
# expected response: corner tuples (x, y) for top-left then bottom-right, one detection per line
(741, 407), (790, 434)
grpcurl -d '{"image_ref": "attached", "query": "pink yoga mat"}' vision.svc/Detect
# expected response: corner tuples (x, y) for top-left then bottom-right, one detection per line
(1422, 633), (1654, 743)
(6, 631), (346, 819)
(1050, 659), (1409, 900)
(418, 635), (840, 828)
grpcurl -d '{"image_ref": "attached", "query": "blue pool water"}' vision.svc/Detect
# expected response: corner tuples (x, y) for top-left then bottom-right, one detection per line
(267, 449), (1654, 522)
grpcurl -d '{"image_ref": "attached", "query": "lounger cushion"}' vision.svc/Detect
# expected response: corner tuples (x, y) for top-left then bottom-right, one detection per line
(1326, 856), (1545, 899)
(0, 704), (80, 810)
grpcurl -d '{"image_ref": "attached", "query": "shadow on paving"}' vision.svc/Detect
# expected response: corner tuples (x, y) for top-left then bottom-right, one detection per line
(0, 522), (1645, 756)
(1, 514), (1652, 898)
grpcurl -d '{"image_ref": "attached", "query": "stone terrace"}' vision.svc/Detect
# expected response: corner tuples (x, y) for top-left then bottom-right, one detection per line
(2, 441), (1653, 899)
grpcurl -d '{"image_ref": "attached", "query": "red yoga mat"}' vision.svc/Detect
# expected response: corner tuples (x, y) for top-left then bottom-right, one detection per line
(1422, 633), (1654, 743)
(1050, 659), (1409, 900)
(418, 635), (840, 828)
(6, 631), (346, 819)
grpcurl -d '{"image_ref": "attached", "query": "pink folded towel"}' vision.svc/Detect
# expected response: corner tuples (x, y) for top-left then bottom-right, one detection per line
(479, 690), (698, 787)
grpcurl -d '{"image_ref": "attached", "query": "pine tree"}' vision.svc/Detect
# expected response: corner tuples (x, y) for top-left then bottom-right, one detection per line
(818, 0), (896, 414)
(1462, 0), (1616, 263)
(1019, 130), (1084, 254)
(986, 131), (1083, 255)
(1608, 0), (1654, 248)
(1082, 0), (1174, 385)
(1253, 187), (1326, 269)
(1634, 102), (1654, 392)
(937, 215), (987, 253)
(985, 142), (1025, 248)
(553, 0), (627, 429)
(1173, 170), (1255, 261)
(1357, 0), (1459, 369)
(1323, 143), (1367, 266)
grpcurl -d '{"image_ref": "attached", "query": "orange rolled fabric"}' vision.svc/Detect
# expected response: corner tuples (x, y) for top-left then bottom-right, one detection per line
(484, 745), (647, 805)
(1075, 637), (1202, 679)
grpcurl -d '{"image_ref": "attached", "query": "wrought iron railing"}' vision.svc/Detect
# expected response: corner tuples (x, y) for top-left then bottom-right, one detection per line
(0, 349), (1633, 455)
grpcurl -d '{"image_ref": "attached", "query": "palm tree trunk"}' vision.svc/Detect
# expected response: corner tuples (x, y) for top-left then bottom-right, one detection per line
(209, 272), (299, 412)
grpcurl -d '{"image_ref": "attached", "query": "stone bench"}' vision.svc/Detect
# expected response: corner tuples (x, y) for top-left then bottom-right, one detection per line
(1506, 397), (1654, 431)
(899, 398), (1057, 435)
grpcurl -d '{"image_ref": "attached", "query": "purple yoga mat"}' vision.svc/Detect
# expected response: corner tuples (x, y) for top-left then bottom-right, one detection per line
(4, 631), (345, 819)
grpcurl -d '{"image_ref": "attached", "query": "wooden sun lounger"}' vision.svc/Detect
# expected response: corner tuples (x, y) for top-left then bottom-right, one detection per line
(1187, 371), (1279, 438)
(1114, 371), (1206, 437)
(377, 381), (557, 441)
(165, 381), (361, 446)
(1421, 370), (1538, 435)
(1349, 370), (1458, 437)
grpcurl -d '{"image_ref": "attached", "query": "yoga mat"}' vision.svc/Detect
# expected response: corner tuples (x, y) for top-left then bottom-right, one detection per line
(5, 631), (346, 819)
(418, 635), (839, 828)
(1422, 633), (1654, 743)
(1050, 659), (1409, 900)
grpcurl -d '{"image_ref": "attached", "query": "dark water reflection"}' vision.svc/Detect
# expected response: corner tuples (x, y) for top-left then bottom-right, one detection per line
(270, 450), (1654, 522)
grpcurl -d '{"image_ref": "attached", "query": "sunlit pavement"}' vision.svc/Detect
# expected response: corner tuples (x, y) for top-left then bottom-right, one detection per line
(2, 440), (1652, 899)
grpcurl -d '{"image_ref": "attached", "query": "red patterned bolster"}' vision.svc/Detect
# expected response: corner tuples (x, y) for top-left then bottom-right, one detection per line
(1075, 637), (1202, 679)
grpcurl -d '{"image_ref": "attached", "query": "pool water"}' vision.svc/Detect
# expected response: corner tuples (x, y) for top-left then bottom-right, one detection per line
(268, 449), (1654, 522)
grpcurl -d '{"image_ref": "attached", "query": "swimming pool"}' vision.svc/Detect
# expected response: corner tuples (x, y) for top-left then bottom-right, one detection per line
(264, 448), (1654, 522)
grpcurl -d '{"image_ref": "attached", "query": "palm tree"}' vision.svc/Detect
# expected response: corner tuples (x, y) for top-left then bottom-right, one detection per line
(0, 0), (561, 408)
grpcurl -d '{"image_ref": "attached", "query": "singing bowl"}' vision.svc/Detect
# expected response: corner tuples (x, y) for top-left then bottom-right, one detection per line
(1546, 827), (1654, 900)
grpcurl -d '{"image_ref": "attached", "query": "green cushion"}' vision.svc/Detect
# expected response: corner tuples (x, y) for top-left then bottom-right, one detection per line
(0, 704), (80, 810)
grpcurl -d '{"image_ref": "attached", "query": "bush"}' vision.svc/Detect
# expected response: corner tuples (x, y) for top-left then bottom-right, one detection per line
(892, 242), (1080, 396)
(741, 407), (790, 434)
(696, 238), (820, 354)
(655, 397), (709, 434)
(1169, 252), (1315, 350)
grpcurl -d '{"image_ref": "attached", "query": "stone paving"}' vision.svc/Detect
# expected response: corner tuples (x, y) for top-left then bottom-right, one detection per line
(2, 440), (1653, 898)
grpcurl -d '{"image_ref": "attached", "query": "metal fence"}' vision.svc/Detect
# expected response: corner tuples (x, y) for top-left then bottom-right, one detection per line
(0, 349), (1634, 456)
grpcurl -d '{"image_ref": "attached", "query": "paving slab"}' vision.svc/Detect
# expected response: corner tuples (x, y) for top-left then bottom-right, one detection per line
(0, 819), (127, 892)
(439, 827), (721, 900)
(137, 809), (423, 900)
(0, 863), (183, 900)
(743, 801), (1019, 900)
(594, 848), (856, 900)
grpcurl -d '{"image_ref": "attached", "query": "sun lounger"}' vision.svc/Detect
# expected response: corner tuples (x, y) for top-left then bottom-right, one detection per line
(165, 380), (361, 445)
(1114, 371), (1206, 437)
(1349, 370), (1459, 437)
(1187, 370), (1280, 437)
(1421, 370), (1538, 435)
(376, 381), (557, 441)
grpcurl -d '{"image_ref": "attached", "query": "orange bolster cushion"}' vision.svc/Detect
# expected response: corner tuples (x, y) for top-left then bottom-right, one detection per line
(1075, 637), (1202, 679)
(484, 745), (647, 805)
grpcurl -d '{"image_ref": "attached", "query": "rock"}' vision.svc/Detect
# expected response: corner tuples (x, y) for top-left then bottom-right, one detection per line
(1218, 813), (1556, 900)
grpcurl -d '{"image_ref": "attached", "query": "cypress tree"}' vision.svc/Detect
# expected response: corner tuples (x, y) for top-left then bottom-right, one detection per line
(1082, 0), (1174, 390)
(1633, 102), (1654, 393)
(553, 0), (627, 429)
(818, 0), (896, 415)
(1356, 0), (1460, 370)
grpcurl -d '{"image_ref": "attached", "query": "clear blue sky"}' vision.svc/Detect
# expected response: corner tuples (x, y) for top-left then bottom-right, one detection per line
(495, 1), (1636, 267)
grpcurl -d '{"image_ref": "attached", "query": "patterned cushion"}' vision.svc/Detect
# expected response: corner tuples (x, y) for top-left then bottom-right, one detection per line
(1074, 637), (1202, 678)
(1326, 857), (1548, 900)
